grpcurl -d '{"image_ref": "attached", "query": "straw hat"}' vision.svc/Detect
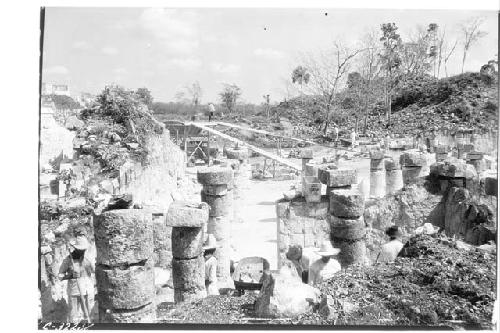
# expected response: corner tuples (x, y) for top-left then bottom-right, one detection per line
(69, 235), (89, 251)
(315, 241), (340, 257)
(203, 234), (218, 250)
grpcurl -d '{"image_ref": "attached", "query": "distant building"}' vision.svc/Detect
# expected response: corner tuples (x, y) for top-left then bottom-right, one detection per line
(73, 92), (95, 108)
(42, 83), (71, 96)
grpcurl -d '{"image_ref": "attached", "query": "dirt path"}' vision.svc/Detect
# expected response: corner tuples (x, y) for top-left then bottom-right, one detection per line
(230, 179), (293, 270)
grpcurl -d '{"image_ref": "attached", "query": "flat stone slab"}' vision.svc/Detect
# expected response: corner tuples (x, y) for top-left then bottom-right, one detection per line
(94, 209), (154, 266)
(329, 188), (365, 218)
(467, 151), (484, 160)
(197, 166), (234, 185)
(319, 168), (357, 187)
(430, 159), (477, 179)
(166, 202), (209, 227)
(96, 262), (155, 310)
(400, 151), (427, 167)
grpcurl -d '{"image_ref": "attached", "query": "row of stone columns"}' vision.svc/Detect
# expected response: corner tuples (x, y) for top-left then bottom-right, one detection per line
(94, 209), (156, 323)
(166, 202), (209, 303)
(197, 166), (235, 289)
(318, 167), (366, 267)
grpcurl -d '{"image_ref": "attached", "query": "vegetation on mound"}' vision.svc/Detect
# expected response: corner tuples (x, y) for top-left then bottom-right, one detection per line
(78, 85), (164, 173)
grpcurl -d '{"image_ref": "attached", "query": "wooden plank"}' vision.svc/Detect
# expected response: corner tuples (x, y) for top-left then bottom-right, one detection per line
(215, 121), (316, 145)
(186, 122), (301, 171)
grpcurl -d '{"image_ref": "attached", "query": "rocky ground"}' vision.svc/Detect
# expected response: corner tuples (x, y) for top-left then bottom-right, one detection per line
(155, 234), (496, 329)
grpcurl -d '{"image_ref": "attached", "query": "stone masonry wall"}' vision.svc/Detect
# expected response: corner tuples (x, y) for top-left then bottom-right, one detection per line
(276, 196), (330, 268)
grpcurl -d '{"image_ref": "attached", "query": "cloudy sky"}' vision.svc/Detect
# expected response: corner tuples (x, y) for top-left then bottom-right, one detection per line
(42, 8), (498, 104)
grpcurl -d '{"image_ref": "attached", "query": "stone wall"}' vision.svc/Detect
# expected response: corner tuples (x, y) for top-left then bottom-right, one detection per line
(276, 196), (330, 268)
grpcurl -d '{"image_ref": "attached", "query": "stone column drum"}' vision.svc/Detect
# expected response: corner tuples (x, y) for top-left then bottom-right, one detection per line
(300, 149), (314, 175)
(224, 157), (248, 224)
(385, 158), (403, 195)
(94, 209), (156, 323)
(400, 151), (427, 186)
(435, 145), (449, 162)
(369, 150), (386, 198)
(166, 201), (209, 303)
(197, 166), (234, 288)
(328, 188), (366, 267)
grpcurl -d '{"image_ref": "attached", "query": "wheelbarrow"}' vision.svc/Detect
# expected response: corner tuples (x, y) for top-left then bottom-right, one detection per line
(232, 256), (270, 296)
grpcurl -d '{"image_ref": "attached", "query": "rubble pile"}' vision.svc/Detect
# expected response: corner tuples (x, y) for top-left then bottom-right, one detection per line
(310, 234), (497, 328)
(157, 234), (496, 328)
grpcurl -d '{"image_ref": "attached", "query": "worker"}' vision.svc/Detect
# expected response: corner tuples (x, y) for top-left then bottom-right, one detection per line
(208, 103), (215, 122)
(350, 129), (357, 148)
(333, 124), (339, 142)
(58, 235), (94, 323)
(203, 234), (219, 296)
(308, 241), (341, 286)
(376, 226), (404, 263)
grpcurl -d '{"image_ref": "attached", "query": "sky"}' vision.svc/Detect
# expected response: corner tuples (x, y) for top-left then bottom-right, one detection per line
(41, 8), (498, 104)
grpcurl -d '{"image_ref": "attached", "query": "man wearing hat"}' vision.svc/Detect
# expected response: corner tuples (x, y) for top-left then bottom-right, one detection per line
(376, 226), (404, 263)
(58, 235), (95, 322)
(308, 241), (341, 286)
(203, 234), (219, 296)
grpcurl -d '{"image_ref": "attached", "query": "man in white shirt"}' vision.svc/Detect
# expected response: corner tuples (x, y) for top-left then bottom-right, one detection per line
(308, 241), (341, 286)
(376, 226), (404, 263)
(203, 234), (219, 296)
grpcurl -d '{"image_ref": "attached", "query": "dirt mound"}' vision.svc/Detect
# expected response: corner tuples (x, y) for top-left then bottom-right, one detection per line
(310, 234), (496, 328)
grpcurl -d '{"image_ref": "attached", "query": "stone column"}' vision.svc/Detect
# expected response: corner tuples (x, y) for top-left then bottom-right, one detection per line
(369, 150), (386, 198)
(300, 149), (313, 175)
(467, 151), (486, 173)
(317, 167), (365, 267)
(166, 201), (209, 303)
(435, 145), (449, 162)
(457, 143), (474, 160)
(197, 166), (234, 288)
(328, 188), (366, 267)
(400, 151), (427, 186)
(225, 148), (252, 223)
(94, 209), (156, 323)
(385, 158), (403, 195)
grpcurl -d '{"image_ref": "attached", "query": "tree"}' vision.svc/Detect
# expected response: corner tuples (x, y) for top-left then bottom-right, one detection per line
(301, 41), (363, 134)
(459, 17), (488, 73)
(291, 66), (310, 104)
(379, 23), (403, 125)
(356, 29), (383, 133)
(219, 83), (242, 114)
(263, 94), (271, 118)
(443, 38), (459, 77)
(135, 87), (154, 108)
(174, 81), (203, 108)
